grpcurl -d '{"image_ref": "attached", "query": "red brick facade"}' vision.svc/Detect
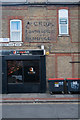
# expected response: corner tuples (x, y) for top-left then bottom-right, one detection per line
(1, 4), (80, 82)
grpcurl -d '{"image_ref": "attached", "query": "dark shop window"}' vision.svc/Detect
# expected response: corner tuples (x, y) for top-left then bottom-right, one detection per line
(7, 61), (23, 84)
(24, 61), (40, 83)
(7, 60), (40, 84)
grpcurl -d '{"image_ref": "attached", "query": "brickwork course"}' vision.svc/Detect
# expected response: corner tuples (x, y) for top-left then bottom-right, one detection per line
(0, 0), (80, 86)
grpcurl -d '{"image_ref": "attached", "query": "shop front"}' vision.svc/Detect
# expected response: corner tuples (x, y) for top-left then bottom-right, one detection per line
(2, 50), (46, 93)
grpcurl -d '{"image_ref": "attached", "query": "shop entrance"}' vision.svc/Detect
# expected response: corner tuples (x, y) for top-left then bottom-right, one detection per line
(8, 60), (40, 84)
(2, 50), (46, 93)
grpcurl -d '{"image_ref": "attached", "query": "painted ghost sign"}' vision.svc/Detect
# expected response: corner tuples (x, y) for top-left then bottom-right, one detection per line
(25, 19), (57, 43)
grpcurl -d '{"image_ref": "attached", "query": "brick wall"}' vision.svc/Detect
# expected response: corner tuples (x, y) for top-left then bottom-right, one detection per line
(1, 4), (80, 80)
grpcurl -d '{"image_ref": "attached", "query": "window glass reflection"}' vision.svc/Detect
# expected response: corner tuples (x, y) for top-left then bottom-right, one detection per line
(7, 61), (23, 83)
(7, 60), (40, 84)
(24, 61), (40, 83)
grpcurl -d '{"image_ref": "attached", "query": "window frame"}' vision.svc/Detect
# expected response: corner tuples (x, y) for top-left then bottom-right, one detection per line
(58, 9), (69, 35)
(10, 19), (22, 42)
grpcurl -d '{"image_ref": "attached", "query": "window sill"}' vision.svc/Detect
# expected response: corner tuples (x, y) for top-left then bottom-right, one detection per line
(58, 34), (70, 37)
(9, 41), (23, 43)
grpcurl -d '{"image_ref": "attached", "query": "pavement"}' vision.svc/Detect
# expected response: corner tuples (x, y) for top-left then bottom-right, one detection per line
(0, 93), (80, 103)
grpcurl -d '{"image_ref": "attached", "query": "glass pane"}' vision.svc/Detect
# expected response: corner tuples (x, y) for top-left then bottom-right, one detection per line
(60, 25), (67, 34)
(59, 9), (68, 18)
(11, 21), (20, 30)
(24, 61), (40, 83)
(11, 32), (20, 41)
(7, 61), (23, 84)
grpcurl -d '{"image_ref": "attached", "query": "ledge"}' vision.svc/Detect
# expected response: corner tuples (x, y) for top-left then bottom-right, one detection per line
(58, 34), (70, 37)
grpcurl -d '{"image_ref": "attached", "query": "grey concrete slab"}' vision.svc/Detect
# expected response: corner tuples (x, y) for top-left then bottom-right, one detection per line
(1, 0), (80, 4)
(2, 93), (79, 98)
(0, 0), (26, 2)
(2, 103), (79, 118)
(1, 0), (80, 3)
(1, 94), (80, 103)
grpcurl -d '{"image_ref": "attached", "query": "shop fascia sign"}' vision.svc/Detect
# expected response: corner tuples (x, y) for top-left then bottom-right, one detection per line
(13, 50), (30, 55)
(10, 49), (44, 56)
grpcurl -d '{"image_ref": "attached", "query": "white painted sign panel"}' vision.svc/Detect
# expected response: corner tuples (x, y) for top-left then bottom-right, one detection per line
(0, 38), (9, 42)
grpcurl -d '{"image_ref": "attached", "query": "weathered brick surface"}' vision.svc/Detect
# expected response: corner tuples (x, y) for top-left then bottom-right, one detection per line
(57, 56), (72, 78)
(1, 5), (80, 79)
(73, 55), (80, 78)
(46, 55), (55, 79)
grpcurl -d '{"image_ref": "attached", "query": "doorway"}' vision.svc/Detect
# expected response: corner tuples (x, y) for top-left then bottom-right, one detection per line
(2, 55), (46, 93)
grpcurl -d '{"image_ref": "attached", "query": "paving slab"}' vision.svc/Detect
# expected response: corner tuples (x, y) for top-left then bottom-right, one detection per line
(0, 93), (80, 103)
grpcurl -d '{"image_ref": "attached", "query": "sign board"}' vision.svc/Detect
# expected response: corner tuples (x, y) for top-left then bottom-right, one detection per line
(1, 50), (44, 56)
(0, 38), (9, 42)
